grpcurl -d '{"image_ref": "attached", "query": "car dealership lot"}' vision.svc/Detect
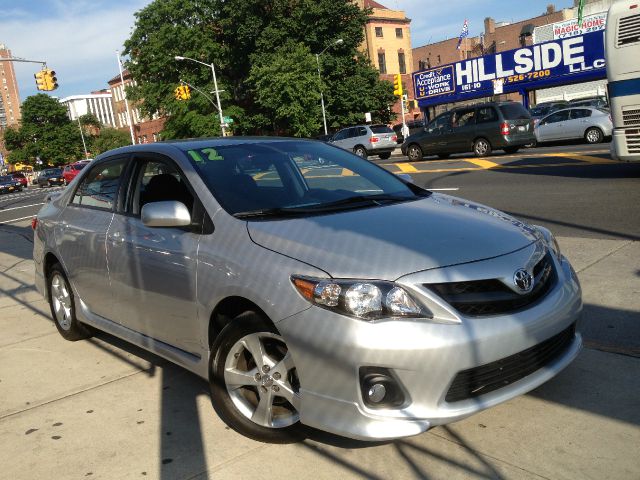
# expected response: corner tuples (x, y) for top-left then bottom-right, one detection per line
(1, 145), (639, 479)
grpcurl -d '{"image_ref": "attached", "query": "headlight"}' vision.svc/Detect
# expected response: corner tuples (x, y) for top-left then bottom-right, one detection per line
(291, 276), (431, 321)
(533, 225), (561, 260)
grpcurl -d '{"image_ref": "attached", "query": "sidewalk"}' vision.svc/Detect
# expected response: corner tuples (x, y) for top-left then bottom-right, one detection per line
(1, 222), (639, 479)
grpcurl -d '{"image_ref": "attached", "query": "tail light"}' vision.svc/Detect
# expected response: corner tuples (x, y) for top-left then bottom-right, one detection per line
(500, 122), (510, 136)
(369, 136), (379, 143)
(31, 217), (38, 230)
(391, 135), (397, 142)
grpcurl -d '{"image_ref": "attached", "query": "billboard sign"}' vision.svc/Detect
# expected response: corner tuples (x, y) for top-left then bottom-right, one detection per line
(413, 30), (606, 107)
(553, 12), (607, 40)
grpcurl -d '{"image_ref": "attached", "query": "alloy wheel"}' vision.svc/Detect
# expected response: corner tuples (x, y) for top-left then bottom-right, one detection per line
(586, 128), (602, 144)
(223, 332), (300, 428)
(475, 140), (489, 156)
(50, 273), (72, 331)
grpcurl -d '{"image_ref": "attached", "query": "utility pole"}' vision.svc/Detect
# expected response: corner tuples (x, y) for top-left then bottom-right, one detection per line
(116, 51), (136, 145)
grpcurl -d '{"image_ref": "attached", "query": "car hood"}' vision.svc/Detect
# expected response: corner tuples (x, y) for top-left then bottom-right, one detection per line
(247, 193), (542, 280)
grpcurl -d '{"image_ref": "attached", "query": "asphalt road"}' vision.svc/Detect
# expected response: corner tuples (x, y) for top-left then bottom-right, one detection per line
(378, 141), (640, 241)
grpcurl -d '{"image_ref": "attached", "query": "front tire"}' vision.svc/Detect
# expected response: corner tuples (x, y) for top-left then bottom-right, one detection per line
(210, 311), (305, 443)
(407, 144), (423, 161)
(353, 146), (368, 158)
(47, 263), (91, 341)
(473, 138), (492, 157)
(585, 127), (603, 144)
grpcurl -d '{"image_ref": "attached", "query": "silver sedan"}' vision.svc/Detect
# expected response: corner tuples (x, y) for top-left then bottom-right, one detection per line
(33, 138), (582, 442)
(535, 106), (612, 144)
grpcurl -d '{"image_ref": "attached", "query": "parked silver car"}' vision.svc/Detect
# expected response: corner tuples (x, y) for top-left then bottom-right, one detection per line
(33, 138), (582, 442)
(535, 107), (612, 144)
(330, 124), (397, 159)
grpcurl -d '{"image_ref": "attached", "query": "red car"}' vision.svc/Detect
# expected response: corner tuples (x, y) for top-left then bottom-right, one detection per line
(62, 161), (90, 185)
(11, 172), (28, 187)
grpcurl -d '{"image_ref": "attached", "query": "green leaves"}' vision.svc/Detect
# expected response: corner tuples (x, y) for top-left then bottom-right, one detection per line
(123, 0), (396, 138)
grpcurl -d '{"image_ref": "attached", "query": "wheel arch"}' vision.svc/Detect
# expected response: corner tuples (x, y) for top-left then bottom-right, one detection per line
(208, 296), (277, 349)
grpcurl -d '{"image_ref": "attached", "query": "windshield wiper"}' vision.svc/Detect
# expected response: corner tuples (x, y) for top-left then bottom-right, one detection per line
(233, 207), (315, 219)
(303, 193), (414, 211)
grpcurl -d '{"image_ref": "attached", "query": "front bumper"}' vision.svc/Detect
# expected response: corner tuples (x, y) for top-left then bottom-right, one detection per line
(48, 179), (64, 186)
(278, 245), (582, 440)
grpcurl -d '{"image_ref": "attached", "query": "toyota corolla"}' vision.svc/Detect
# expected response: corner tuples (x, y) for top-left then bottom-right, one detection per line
(33, 138), (582, 442)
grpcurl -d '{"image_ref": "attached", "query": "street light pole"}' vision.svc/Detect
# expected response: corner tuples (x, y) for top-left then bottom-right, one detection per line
(116, 51), (136, 145)
(175, 56), (226, 136)
(315, 39), (343, 136)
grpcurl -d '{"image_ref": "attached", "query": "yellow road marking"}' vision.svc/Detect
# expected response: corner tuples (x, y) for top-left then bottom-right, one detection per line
(396, 163), (419, 173)
(555, 153), (617, 163)
(464, 158), (500, 169)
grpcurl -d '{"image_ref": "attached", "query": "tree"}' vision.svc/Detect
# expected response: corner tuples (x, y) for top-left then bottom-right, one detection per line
(90, 128), (132, 156)
(123, 0), (395, 138)
(4, 94), (85, 167)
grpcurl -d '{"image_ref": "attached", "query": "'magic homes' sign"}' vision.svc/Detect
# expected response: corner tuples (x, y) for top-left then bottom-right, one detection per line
(413, 30), (606, 107)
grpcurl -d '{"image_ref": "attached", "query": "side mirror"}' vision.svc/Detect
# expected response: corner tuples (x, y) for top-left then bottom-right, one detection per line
(141, 201), (191, 228)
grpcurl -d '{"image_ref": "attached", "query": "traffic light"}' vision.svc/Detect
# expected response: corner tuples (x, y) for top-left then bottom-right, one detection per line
(43, 69), (58, 91)
(393, 73), (403, 97)
(174, 85), (191, 101)
(34, 70), (46, 91)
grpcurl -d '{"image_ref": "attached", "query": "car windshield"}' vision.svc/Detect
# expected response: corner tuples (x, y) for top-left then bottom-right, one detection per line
(183, 140), (428, 218)
(500, 104), (531, 120)
(73, 164), (87, 171)
(46, 169), (63, 175)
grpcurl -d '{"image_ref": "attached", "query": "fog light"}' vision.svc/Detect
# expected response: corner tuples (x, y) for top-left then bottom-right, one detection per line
(367, 383), (387, 403)
(360, 367), (407, 409)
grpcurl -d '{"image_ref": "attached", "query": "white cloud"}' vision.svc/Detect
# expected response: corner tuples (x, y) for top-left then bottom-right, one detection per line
(2, 0), (148, 100)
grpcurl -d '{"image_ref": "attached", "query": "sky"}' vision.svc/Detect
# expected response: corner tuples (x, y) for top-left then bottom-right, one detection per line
(1, 0), (575, 101)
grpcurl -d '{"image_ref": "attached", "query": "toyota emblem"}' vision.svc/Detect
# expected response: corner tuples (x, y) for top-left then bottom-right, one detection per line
(513, 269), (534, 293)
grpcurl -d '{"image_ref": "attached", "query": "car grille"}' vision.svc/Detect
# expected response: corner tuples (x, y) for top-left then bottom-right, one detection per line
(626, 129), (640, 154)
(426, 253), (556, 317)
(445, 323), (576, 403)
(622, 108), (640, 128)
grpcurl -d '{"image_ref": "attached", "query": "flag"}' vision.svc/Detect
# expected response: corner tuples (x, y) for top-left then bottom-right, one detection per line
(577, 0), (585, 27)
(457, 19), (469, 50)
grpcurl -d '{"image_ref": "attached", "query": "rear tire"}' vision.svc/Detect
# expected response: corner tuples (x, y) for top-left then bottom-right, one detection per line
(585, 127), (603, 144)
(473, 138), (492, 157)
(353, 146), (368, 159)
(47, 263), (92, 341)
(407, 144), (423, 161)
(210, 311), (306, 443)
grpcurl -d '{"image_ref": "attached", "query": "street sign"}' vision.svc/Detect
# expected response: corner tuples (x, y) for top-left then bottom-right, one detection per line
(413, 30), (606, 108)
(223, 116), (234, 124)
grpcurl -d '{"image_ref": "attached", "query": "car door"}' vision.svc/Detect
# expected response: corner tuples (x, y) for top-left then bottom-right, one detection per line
(567, 108), (593, 139)
(55, 156), (130, 320)
(330, 128), (350, 150)
(420, 113), (453, 154)
(536, 110), (570, 142)
(106, 154), (203, 353)
(450, 108), (477, 153)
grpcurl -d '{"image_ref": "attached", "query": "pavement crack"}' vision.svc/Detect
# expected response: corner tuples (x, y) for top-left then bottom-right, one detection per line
(576, 240), (634, 274)
(427, 429), (553, 480)
(0, 368), (154, 421)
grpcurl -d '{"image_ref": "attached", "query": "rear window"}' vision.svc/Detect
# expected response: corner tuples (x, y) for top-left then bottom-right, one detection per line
(73, 164), (87, 171)
(370, 125), (394, 134)
(499, 104), (531, 120)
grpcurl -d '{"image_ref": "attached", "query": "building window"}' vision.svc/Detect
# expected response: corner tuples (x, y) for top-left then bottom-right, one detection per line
(375, 27), (383, 37)
(396, 28), (403, 38)
(398, 52), (406, 74)
(437, 55), (441, 65)
(378, 52), (387, 74)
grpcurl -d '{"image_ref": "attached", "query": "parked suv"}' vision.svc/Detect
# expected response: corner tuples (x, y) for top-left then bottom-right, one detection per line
(330, 124), (397, 159)
(401, 102), (535, 161)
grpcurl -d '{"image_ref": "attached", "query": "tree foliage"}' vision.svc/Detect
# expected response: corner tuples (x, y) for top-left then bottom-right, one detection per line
(4, 94), (85, 167)
(123, 0), (395, 138)
(90, 128), (132, 156)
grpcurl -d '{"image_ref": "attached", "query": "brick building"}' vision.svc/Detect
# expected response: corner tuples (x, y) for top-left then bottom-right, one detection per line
(107, 70), (165, 144)
(0, 44), (21, 130)
(357, 0), (418, 121)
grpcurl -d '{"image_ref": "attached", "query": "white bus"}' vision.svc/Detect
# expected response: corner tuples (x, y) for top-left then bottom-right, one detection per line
(606, 0), (640, 161)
